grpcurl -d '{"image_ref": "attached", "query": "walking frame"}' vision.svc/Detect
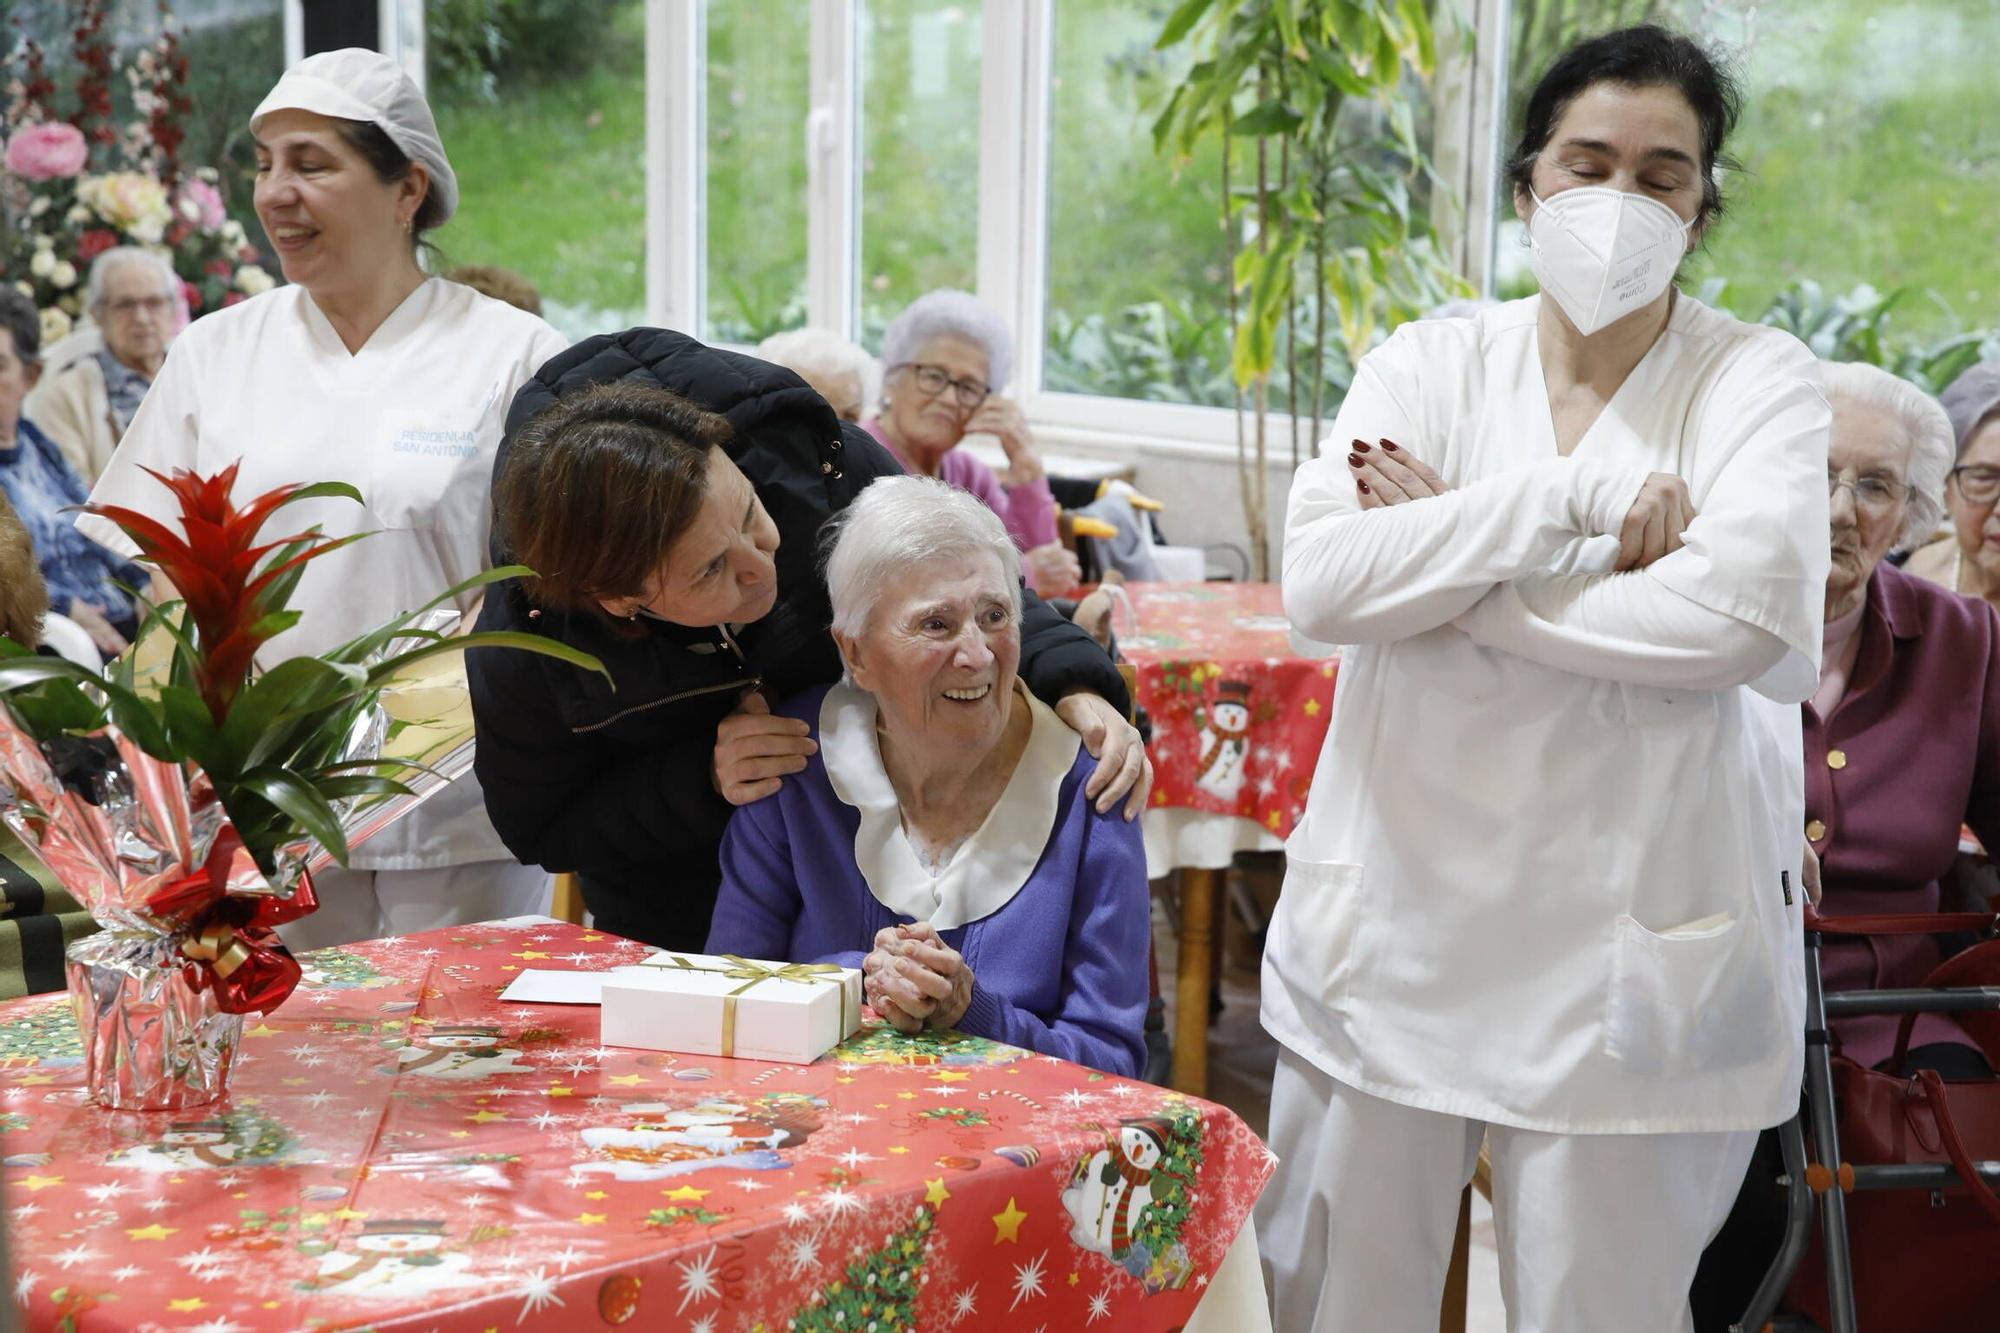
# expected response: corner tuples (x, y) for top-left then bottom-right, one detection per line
(1735, 906), (2000, 1333)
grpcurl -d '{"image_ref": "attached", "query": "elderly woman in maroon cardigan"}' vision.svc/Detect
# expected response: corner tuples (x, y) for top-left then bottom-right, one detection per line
(1808, 359), (2000, 1078)
(1693, 359), (2000, 1331)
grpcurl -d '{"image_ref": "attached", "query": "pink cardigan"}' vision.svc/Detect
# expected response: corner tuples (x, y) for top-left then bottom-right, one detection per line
(863, 419), (1059, 560)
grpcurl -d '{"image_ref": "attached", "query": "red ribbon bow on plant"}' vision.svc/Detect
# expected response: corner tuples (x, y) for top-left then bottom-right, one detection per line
(144, 826), (320, 1015)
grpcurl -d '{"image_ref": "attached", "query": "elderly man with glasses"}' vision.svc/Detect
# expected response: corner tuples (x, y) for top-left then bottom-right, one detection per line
(862, 289), (1081, 596)
(25, 247), (181, 484)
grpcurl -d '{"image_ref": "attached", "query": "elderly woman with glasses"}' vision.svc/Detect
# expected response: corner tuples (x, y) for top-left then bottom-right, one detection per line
(23, 248), (181, 485)
(1690, 358), (2000, 1327)
(704, 474), (1148, 1075)
(1904, 360), (2000, 611)
(866, 290), (1080, 596)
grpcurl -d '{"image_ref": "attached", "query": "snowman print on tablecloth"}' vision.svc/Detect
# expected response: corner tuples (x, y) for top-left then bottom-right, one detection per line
(298, 1217), (481, 1298)
(385, 1023), (532, 1079)
(1063, 1116), (1172, 1258)
(1192, 679), (1252, 803)
(576, 1094), (825, 1181)
(110, 1110), (319, 1172)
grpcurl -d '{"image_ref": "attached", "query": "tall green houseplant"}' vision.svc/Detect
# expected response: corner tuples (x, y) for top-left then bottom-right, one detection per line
(1154, 0), (1467, 578)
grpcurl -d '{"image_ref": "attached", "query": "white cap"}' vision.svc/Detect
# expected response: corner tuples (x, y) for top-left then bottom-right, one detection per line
(251, 48), (457, 226)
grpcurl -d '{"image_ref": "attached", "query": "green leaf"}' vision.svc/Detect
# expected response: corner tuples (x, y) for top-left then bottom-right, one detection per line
(1154, 0), (1216, 49)
(310, 775), (413, 802)
(366, 631), (610, 688)
(236, 766), (349, 866)
(157, 684), (224, 772)
(1228, 99), (1303, 136)
(270, 481), (365, 512)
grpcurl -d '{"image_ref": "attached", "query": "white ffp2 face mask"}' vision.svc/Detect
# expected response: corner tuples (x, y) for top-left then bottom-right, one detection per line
(1526, 186), (1695, 335)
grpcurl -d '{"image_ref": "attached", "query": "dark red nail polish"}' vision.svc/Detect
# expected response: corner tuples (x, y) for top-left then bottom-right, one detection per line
(1353, 439), (1371, 453)
(1380, 438), (1399, 452)
(1347, 453), (1364, 467)
(1356, 478), (1371, 494)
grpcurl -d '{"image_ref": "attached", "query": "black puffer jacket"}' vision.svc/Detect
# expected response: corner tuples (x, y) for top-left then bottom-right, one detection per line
(468, 329), (1128, 950)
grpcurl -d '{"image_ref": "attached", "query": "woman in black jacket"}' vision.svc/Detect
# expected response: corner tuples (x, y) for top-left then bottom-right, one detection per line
(468, 329), (1145, 950)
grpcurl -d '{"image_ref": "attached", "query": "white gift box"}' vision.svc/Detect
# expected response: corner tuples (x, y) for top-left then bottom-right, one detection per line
(599, 952), (863, 1064)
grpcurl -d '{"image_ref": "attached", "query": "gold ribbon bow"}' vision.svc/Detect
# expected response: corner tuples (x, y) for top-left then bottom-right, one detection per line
(180, 923), (252, 979)
(643, 954), (855, 1059)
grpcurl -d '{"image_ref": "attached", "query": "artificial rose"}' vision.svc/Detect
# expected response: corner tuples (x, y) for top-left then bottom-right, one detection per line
(4, 121), (88, 179)
(75, 228), (119, 263)
(234, 265), (273, 296)
(181, 279), (202, 313)
(27, 196), (50, 218)
(179, 178), (225, 229)
(76, 171), (172, 245)
(50, 261), (77, 290)
(205, 258), (230, 279)
(28, 249), (55, 279)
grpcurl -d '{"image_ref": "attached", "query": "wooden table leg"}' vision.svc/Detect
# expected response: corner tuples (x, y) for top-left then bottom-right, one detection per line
(1439, 1185), (1471, 1333)
(1172, 866), (1219, 1096)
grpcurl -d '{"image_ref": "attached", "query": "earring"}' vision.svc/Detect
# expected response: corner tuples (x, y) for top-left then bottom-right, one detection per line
(401, 217), (413, 235)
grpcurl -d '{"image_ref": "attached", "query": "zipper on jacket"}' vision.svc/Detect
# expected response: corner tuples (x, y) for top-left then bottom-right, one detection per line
(569, 675), (763, 734)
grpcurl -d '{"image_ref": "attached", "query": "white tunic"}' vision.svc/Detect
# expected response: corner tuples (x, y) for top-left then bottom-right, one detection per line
(1264, 294), (1830, 1133)
(78, 279), (568, 870)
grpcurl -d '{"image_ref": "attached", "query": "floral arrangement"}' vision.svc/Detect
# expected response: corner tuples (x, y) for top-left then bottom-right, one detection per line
(1, 0), (273, 348)
(0, 465), (603, 1108)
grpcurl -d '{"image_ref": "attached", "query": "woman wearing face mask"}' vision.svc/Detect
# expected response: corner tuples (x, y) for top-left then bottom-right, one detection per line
(1259, 26), (1829, 1331)
(79, 50), (570, 948)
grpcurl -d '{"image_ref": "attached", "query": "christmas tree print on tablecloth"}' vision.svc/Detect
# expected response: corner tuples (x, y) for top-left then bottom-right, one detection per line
(298, 947), (396, 990)
(783, 1203), (934, 1333)
(829, 1024), (1027, 1067)
(0, 1000), (83, 1067)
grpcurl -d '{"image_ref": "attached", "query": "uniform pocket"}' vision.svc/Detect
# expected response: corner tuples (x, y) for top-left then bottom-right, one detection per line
(1272, 855), (1366, 1010)
(1604, 910), (1779, 1078)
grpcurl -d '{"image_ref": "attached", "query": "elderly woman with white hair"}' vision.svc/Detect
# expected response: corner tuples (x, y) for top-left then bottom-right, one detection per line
(757, 326), (879, 424)
(1692, 359), (2000, 1328)
(704, 474), (1148, 1075)
(866, 290), (1080, 596)
(1904, 359), (2000, 612)
(25, 247), (181, 484)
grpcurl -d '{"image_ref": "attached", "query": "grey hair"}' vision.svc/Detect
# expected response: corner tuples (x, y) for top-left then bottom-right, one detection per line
(1940, 359), (2000, 461)
(85, 246), (178, 316)
(757, 326), (881, 417)
(824, 475), (1022, 640)
(878, 289), (1014, 396)
(1822, 360), (1953, 550)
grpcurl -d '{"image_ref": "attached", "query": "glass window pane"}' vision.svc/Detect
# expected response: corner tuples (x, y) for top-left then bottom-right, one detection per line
(859, 0), (981, 344)
(428, 0), (647, 339)
(704, 0), (811, 344)
(1498, 1), (2000, 339)
(1043, 4), (1232, 406)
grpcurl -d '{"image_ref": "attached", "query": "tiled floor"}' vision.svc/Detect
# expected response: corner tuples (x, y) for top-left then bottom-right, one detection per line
(1152, 882), (1509, 1332)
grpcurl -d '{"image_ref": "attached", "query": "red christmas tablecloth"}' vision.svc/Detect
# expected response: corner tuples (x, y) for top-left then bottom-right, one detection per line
(1122, 583), (1337, 841)
(1, 919), (1272, 1331)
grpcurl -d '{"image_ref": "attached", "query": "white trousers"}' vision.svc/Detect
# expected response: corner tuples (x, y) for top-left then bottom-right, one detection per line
(1257, 1044), (1756, 1333)
(277, 860), (552, 952)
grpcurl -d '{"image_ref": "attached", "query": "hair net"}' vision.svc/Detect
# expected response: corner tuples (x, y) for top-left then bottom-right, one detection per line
(251, 48), (458, 225)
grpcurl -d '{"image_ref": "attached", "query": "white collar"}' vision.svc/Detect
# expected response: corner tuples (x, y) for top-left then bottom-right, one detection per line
(818, 679), (1079, 931)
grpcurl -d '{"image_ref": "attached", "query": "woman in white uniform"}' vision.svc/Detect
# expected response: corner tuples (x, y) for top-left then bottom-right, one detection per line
(1259, 26), (1829, 1331)
(79, 50), (569, 948)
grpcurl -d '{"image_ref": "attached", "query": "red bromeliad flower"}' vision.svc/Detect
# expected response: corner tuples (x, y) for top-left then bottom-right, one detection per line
(79, 463), (362, 721)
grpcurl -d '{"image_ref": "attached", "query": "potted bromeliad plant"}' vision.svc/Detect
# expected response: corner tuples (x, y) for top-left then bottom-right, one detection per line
(0, 464), (604, 1110)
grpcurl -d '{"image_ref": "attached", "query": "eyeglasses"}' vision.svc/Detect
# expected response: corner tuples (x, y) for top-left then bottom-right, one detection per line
(1827, 470), (1909, 513)
(891, 362), (990, 410)
(105, 295), (173, 318)
(1951, 465), (2000, 506)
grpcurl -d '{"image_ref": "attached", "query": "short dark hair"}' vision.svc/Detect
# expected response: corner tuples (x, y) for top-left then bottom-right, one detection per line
(0, 288), (42, 365)
(497, 381), (735, 618)
(1505, 24), (1741, 229)
(331, 119), (449, 249)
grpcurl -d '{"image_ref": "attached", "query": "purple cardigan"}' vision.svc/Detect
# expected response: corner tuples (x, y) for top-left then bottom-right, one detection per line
(1809, 563), (2000, 1067)
(862, 419), (1059, 556)
(706, 685), (1149, 1077)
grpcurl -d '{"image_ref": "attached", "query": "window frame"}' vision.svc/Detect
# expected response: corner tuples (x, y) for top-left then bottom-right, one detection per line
(641, 0), (1507, 460)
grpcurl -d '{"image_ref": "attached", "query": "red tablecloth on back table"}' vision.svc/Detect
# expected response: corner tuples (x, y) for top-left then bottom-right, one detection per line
(1, 919), (1271, 1331)
(1122, 582), (1337, 841)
